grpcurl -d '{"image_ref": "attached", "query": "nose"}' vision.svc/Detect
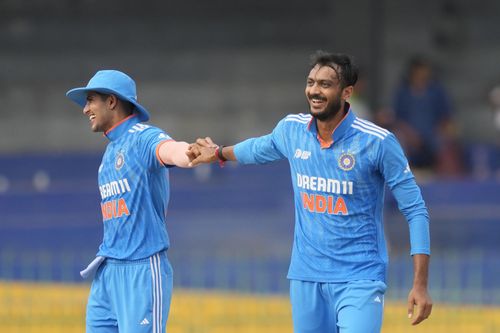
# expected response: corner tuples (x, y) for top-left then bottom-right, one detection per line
(307, 82), (320, 96)
(83, 102), (90, 115)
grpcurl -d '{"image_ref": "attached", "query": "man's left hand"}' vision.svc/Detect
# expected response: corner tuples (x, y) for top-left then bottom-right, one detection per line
(407, 286), (433, 325)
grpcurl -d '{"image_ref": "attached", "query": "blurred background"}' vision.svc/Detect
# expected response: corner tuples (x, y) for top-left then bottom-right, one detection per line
(1, 0), (499, 332)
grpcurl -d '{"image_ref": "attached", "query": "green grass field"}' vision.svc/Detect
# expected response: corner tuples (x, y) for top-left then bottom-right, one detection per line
(0, 281), (499, 332)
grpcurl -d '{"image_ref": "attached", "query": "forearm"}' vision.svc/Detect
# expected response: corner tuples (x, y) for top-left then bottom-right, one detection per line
(190, 133), (285, 166)
(412, 254), (430, 289)
(158, 141), (192, 168)
(219, 145), (237, 161)
(232, 135), (285, 164)
(407, 253), (433, 325)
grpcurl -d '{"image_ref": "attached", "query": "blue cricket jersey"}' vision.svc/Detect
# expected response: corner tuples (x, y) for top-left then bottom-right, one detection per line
(96, 114), (172, 260)
(234, 108), (430, 283)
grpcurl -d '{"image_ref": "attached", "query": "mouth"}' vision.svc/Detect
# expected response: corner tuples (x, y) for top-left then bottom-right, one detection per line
(89, 115), (96, 122)
(309, 95), (327, 108)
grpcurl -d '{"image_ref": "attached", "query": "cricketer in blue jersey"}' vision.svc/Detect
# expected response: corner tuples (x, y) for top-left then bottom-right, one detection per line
(66, 70), (195, 333)
(188, 52), (433, 333)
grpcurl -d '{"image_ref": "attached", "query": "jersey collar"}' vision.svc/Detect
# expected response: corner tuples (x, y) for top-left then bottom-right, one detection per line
(104, 114), (140, 141)
(307, 103), (356, 148)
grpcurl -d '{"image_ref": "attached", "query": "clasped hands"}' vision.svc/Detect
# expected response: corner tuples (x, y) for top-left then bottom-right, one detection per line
(186, 137), (219, 166)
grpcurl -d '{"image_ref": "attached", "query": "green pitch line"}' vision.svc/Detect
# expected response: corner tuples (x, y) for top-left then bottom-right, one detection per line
(0, 281), (499, 332)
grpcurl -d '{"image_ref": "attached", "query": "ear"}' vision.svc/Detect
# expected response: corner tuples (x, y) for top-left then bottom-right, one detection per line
(342, 86), (354, 101)
(107, 94), (118, 110)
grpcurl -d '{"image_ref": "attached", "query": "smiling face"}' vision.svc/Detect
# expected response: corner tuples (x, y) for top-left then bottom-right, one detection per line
(82, 92), (116, 132)
(305, 65), (352, 122)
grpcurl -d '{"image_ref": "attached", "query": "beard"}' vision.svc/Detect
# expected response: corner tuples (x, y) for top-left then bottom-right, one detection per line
(308, 97), (343, 121)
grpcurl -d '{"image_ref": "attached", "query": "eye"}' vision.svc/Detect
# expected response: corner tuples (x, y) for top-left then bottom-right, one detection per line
(306, 79), (314, 86)
(321, 82), (331, 88)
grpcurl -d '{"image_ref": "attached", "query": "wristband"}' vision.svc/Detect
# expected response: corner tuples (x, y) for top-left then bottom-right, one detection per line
(215, 145), (226, 167)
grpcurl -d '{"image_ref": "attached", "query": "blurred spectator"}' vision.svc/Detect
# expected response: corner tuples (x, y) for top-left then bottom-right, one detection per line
(472, 84), (500, 180)
(391, 55), (464, 176)
(490, 84), (500, 141)
(349, 69), (373, 120)
(466, 84), (500, 181)
(487, 84), (500, 179)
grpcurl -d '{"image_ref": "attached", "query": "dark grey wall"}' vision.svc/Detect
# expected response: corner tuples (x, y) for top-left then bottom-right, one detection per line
(1, 0), (499, 152)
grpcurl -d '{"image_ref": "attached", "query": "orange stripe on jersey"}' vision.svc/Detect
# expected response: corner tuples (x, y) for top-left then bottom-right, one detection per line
(104, 114), (138, 137)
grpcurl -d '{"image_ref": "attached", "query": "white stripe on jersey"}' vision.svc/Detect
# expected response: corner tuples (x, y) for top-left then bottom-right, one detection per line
(354, 118), (390, 135)
(295, 113), (312, 120)
(351, 124), (386, 140)
(286, 113), (311, 119)
(285, 114), (312, 124)
(285, 118), (310, 124)
(353, 120), (389, 138)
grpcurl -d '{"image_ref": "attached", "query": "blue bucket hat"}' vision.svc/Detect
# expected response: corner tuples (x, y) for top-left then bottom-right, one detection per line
(66, 70), (150, 122)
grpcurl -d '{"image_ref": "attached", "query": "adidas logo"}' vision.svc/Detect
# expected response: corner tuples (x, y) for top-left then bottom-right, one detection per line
(140, 318), (150, 325)
(374, 296), (382, 303)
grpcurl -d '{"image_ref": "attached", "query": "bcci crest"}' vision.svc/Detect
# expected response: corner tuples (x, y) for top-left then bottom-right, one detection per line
(115, 150), (125, 170)
(338, 152), (355, 171)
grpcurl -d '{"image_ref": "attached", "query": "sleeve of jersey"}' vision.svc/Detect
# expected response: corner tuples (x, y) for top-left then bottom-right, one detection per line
(233, 119), (287, 165)
(378, 134), (431, 256)
(138, 127), (173, 169)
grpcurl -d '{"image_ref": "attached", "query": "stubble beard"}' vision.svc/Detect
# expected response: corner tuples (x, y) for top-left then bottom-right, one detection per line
(309, 98), (343, 122)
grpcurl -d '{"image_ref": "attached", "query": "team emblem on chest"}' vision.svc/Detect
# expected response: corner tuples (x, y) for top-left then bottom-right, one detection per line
(338, 152), (355, 171)
(115, 150), (125, 170)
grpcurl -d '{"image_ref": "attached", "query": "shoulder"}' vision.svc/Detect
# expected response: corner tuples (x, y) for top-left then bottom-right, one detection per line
(270, 113), (312, 138)
(350, 117), (406, 161)
(278, 113), (312, 130)
(127, 123), (171, 145)
(283, 113), (312, 124)
(128, 123), (166, 136)
(350, 116), (393, 142)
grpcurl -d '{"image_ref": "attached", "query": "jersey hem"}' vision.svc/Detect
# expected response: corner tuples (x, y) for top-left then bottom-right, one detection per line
(286, 274), (386, 283)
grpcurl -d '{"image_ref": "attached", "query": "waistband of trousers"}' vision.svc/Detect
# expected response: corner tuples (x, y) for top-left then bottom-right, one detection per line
(105, 250), (167, 265)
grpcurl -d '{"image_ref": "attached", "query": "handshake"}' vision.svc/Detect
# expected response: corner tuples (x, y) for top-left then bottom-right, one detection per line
(186, 137), (230, 167)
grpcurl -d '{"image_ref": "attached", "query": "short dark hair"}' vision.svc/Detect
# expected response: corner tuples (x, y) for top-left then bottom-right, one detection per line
(309, 51), (358, 88)
(94, 91), (111, 101)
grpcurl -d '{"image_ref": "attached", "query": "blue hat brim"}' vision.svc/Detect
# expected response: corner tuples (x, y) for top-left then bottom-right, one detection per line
(66, 87), (150, 122)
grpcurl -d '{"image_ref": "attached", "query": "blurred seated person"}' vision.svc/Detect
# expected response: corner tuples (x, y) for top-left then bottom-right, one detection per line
(392, 56), (464, 175)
